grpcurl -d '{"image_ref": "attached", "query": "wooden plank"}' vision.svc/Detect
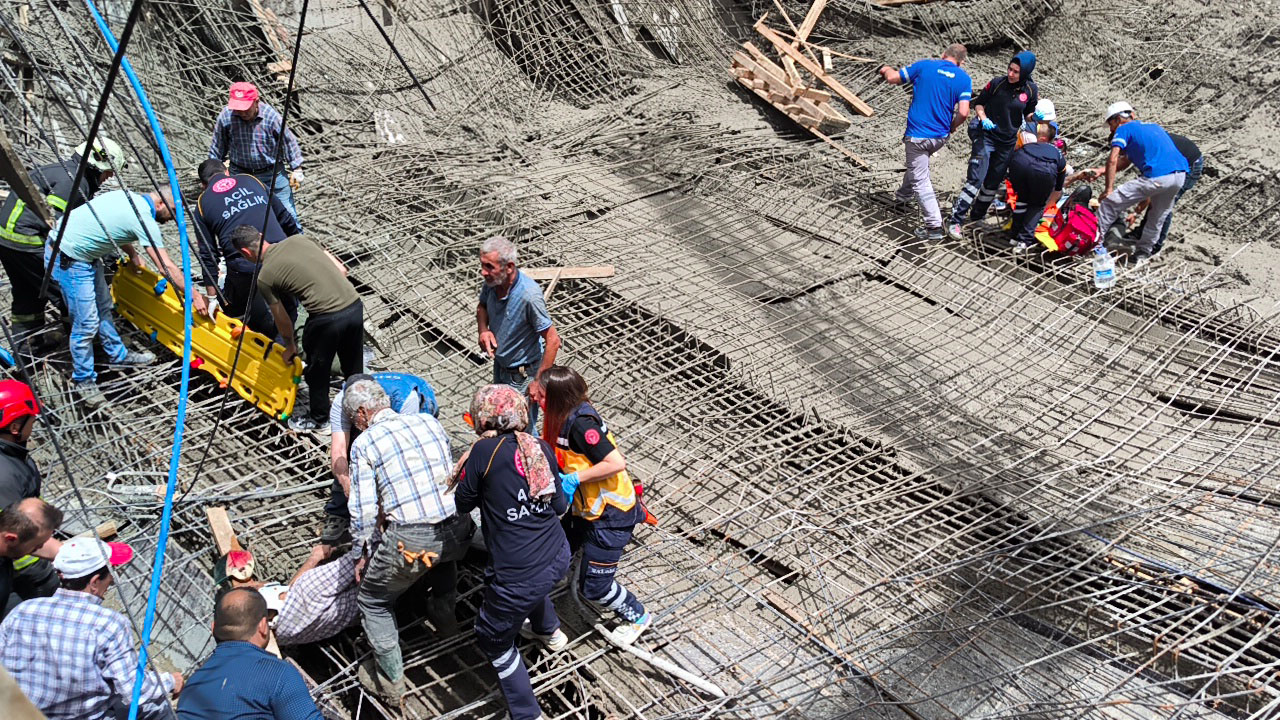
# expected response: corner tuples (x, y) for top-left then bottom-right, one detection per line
(755, 18), (875, 116)
(206, 506), (242, 556)
(741, 43), (794, 91)
(542, 268), (564, 301)
(801, 86), (832, 103)
(792, 0), (828, 46)
(781, 56), (803, 85)
(0, 125), (53, 229)
(522, 265), (615, 281)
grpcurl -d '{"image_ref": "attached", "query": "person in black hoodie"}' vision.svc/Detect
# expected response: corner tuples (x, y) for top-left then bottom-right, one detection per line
(947, 50), (1041, 239)
(452, 384), (569, 720)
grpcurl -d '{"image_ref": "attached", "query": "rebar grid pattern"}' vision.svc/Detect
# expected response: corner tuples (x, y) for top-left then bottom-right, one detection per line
(2, 0), (1279, 718)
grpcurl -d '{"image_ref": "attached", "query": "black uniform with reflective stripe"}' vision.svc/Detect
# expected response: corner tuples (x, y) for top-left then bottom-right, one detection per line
(193, 172), (301, 284)
(0, 155), (102, 252)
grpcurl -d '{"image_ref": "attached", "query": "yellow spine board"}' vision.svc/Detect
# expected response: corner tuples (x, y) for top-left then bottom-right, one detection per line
(110, 262), (302, 419)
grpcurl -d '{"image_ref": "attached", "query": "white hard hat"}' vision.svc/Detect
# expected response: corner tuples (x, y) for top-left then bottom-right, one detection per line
(74, 136), (126, 173)
(1104, 101), (1134, 122)
(1035, 99), (1056, 122)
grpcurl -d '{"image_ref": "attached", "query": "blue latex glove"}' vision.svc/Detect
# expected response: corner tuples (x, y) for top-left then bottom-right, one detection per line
(560, 472), (580, 498)
(1033, 109), (1047, 121)
(981, 117), (997, 131)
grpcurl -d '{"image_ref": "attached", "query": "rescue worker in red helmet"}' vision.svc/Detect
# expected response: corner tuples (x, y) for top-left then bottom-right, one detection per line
(539, 366), (652, 645)
(0, 379), (60, 616)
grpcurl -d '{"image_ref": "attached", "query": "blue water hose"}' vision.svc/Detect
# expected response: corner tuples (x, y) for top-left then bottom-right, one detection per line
(80, 2), (196, 717)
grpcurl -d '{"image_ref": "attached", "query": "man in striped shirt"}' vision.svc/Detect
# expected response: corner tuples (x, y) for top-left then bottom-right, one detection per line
(344, 380), (475, 705)
(207, 82), (304, 226)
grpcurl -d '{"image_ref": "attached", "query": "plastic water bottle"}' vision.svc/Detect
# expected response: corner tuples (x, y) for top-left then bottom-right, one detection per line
(1093, 245), (1116, 289)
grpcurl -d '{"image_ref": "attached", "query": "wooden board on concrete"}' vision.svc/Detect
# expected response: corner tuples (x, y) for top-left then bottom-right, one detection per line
(206, 506), (242, 555)
(523, 266), (616, 281)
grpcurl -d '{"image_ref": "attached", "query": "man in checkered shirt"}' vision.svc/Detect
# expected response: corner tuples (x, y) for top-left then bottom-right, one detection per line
(208, 82), (305, 226)
(270, 544), (360, 646)
(344, 379), (474, 704)
(0, 536), (183, 719)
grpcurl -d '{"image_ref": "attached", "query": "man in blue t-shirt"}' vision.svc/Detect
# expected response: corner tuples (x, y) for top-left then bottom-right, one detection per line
(476, 236), (561, 429)
(880, 44), (972, 240)
(1095, 101), (1188, 264)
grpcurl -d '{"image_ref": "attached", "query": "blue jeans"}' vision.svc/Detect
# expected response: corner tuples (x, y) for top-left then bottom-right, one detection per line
(951, 125), (1015, 223)
(1151, 155), (1203, 254)
(494, 364), (538, 431)
(48, 252), (128, 382)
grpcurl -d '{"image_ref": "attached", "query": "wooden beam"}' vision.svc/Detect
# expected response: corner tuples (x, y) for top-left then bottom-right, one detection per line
(792, 0), (828, 46)
(206, 506), (242, 556)
(0, 125), (53, 229)
(522, 266), (615, 282)
(542, 268), (563, 301)
(755, 18), (874, 117)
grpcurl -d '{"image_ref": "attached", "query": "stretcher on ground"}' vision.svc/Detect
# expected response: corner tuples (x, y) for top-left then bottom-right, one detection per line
(111, 261), (302, 420)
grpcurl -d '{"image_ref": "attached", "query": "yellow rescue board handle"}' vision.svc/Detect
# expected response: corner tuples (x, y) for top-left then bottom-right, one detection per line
(110, 261), (303, 420)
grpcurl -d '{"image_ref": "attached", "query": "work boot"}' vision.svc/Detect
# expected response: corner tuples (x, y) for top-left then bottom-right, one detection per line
(110, 350), (155, 367)
(425, 596), (460, 638)
(356, 659), (405, 707)
(912, 226), (945, 242)
(73, 381), (108, 410)
(318, 514), (350, 546)
(519, 619), (568, 651)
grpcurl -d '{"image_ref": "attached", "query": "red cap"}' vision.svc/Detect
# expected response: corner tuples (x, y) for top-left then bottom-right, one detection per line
(228, 82), (259, 111)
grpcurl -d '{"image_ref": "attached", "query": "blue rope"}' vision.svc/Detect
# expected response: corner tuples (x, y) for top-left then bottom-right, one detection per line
(80, 2), (195, 717)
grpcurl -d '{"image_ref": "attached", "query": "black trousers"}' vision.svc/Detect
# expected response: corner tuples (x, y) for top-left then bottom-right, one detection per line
(222, 271), (296, 340)
(303, 300), (363, 423)
(0, 245), (58, 321)
(1007, 162), (1056, 245)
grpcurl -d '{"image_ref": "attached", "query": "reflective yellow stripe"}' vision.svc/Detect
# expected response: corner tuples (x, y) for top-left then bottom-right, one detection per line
(5, 199), (26, 231)
(45, 194), (66, 211)
(0, 227), (44, 247)
(0, 197), (47, 246)
(13, 554), (38, 570)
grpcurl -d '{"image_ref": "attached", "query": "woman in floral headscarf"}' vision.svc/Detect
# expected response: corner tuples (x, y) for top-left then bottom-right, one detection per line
(452, 384), (569, 720)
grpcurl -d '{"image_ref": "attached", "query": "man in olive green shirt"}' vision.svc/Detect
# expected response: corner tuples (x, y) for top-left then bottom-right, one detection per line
(230, 226), (362, 430)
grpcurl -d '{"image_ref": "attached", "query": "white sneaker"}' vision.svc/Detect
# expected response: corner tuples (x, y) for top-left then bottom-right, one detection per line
(520, 620), (568, 651)
(610, 613), (651, 646)
(945, 222), (964, 241)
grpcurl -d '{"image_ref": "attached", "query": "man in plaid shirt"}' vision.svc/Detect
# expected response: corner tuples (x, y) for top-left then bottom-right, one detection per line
(344, 379), (474, 705)
(208, 82), (305, 226)
(0, 536), (183, 719)
(271, 545), (359, 646)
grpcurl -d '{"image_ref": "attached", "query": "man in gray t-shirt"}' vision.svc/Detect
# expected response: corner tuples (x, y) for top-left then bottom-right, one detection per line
(475, 236), (560, 430)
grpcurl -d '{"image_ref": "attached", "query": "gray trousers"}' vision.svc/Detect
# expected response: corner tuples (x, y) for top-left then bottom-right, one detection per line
(358, 516), (474, 681)
(1095, 172), (1185, 256)
(895, 137), (948, 229)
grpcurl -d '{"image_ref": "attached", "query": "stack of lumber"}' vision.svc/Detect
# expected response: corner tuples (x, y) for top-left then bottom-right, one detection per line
(728, 43), (851, 134)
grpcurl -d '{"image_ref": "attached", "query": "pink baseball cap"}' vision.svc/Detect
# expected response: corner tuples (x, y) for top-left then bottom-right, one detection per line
(228, 82), (259, 111)
(54, 537), (134, 579)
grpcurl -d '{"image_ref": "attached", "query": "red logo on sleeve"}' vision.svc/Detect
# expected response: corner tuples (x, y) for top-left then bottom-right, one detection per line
(584, 428), (601, 446)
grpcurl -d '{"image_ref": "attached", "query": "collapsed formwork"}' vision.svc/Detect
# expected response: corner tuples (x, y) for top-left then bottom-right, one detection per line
(2, 0), (1280, 718)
